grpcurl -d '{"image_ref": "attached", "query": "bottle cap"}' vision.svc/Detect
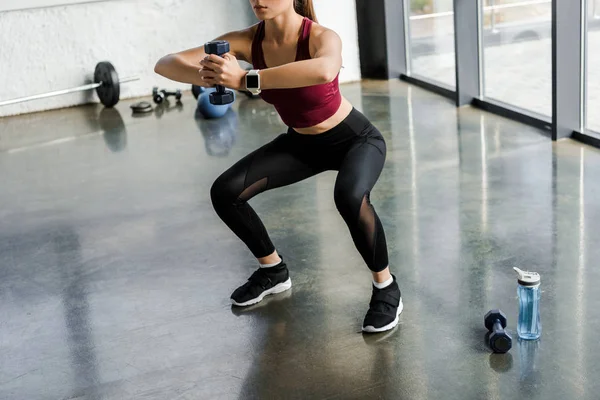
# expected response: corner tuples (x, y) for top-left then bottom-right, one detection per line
(513, 267), (541, 286)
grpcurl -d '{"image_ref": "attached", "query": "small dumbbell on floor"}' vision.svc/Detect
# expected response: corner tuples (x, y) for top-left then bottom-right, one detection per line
(484, 309), (512, 353)
(153, 87), (182, 104)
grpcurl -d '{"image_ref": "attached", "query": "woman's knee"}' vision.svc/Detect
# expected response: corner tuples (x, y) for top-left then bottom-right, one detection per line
(210, 171), (240, 207)
(334, 185), (365, 218)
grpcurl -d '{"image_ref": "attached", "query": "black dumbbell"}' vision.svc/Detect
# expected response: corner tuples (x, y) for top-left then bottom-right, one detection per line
(153, 87), (182, 104)
(484, 309), (512, 353)
(192, 84), (205, 99)
(204, 40), (235, 106)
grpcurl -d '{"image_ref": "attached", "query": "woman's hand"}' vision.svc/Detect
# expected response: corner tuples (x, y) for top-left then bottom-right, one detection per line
(198, 53), (246, 90)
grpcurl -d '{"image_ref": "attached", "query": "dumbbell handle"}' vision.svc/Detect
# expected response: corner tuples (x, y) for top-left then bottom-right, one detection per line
(204, 41), (234, 106)
(205, 43), (228, 94)
(212, 54), (227, 96)
(209, 52), (231, 105)
(493, 319), (504, 333)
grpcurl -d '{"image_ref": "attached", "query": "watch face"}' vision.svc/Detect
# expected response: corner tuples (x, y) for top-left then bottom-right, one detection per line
(247, 75), (259, 89)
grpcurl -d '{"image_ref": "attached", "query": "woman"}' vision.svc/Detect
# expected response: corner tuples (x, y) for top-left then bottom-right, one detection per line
(154, 0), (402, 333)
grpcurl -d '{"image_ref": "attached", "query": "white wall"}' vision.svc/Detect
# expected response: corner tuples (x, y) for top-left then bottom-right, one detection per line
(313, 0), (361, 83)
(0, 0), (361, 117)
(0, 0), (107, 12)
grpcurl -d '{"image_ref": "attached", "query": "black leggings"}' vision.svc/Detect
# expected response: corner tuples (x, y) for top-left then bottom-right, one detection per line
(210, 108), (389, 272)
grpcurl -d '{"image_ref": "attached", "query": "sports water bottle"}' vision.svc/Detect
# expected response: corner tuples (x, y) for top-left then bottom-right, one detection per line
(513, 267), (541, 340)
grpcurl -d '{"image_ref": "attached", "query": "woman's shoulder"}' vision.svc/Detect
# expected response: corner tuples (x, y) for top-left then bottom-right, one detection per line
(215, 24), (261, 62)
(224, 23), (260, 42)
(308, 21), (341, 53)
(309, 21), (340, 41)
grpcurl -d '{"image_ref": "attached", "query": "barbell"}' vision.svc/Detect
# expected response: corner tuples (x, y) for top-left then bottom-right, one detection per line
(0, 61), (139, 108)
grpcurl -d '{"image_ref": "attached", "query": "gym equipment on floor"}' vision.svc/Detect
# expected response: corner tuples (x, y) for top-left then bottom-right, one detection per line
(484, 309), (513, 353)
(192, 84), (205, 99)
(130, 101), (153, 114)
(153, 87), (182, 104)
(196, 87), (235, 119)
(0, 62), (139, 108)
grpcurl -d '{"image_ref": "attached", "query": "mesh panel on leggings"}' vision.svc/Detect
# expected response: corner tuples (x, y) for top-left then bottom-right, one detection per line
(238, 177), (269, 202)
(358, 192), (376, 253)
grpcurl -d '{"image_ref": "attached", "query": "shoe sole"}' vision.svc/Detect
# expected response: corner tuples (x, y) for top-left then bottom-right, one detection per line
(231, 278), (292, 307)
(362, 298), (404, 333)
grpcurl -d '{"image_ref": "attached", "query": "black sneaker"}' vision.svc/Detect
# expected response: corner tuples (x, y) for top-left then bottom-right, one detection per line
(231, 261), (292, 307)
(362, 275), (403, 333)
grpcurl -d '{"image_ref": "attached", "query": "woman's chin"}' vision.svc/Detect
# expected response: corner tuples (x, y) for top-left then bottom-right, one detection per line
(253, 8), (271, 19)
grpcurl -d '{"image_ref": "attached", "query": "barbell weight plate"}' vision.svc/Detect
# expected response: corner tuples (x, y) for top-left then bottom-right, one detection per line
(94, 61), (120, 107)
(130, 101), (153, 113)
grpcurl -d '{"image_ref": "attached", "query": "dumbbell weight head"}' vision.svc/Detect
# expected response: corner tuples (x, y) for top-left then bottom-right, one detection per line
(196, 87), (235, 119)
(154, 88), (182, 103)
(484, 310), (507, 331)
(153, 87), (165, 104)
(204, 40), (229, 56)
(209, 90), (235, 105)
(490, 329), (512, 354)
(484, 309), (512, 353)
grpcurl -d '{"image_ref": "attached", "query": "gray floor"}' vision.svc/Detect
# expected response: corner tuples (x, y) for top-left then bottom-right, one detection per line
(2, 80), (600, 400)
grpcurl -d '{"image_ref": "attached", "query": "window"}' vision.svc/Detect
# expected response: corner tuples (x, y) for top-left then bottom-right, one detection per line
(480, 0), (552, 116)
(586, 0), (600, 132)
(408, 0), (456, 88)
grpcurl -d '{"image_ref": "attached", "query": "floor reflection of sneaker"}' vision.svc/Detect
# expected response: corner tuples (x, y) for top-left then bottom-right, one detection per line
(230, 261), (292, 307)
(362, 275), (403, 333)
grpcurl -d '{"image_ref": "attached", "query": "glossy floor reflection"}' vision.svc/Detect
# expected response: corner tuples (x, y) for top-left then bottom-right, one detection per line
(1, 80), (600, 400)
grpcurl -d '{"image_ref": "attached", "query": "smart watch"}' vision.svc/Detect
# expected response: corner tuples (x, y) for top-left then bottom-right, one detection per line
(245, 69), (261, 95)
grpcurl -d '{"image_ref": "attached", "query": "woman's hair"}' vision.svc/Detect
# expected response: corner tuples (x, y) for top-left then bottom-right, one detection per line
(294, 0), (317, 22)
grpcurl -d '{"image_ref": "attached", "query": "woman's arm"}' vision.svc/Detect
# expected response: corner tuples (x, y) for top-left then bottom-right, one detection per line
(199, 28), (343, 90)
(154, 28), (253, 85)
(259, 29), (343, 89)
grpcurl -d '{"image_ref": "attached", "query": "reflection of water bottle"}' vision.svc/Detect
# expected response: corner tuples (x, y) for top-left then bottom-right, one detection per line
(513, 267), (541, 340)
(519, 338), (540, 381)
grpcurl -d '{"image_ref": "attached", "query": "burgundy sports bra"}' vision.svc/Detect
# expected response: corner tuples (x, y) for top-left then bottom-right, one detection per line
(251, 17), (342, 128)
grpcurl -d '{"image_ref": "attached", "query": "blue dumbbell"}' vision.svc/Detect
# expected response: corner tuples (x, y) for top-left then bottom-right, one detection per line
(204, 40), (235, 105)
